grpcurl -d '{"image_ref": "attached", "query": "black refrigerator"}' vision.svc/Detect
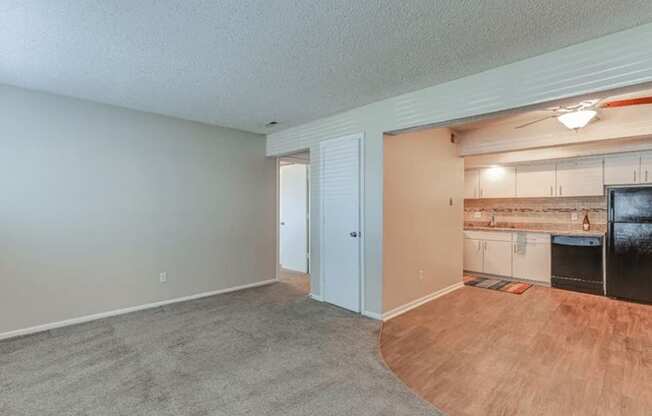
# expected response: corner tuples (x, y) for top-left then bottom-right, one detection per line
(607, 187), (652, 303)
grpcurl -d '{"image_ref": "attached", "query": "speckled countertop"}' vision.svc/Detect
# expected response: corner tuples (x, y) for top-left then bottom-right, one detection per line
(464, 222), (606, 237)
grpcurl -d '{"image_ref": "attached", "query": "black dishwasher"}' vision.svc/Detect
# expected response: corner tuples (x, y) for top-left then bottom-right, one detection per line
(551, 235), (604, 295)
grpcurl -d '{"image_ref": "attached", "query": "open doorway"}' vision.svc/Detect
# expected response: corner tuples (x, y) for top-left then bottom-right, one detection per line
(278, 152), (310, 287)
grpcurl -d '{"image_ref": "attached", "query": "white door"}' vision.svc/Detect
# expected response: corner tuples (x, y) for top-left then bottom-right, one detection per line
(483, 240), (512, 277)
(604, 154), (640, 185)
(280, 163), (308, 273)
(516, 163), (556, 197)
(479, 166), (516, 198)
(320, 135), (361, 312)
(556, 158), (604, 197)
(464, 170), (480, 199)
(463, 239), (484, 273)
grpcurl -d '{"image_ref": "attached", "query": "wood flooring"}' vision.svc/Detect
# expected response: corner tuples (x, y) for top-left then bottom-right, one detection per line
(380, 285), (652, 416)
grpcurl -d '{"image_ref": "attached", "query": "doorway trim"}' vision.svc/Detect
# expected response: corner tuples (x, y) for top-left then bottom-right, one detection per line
(319, 132), (366, 314)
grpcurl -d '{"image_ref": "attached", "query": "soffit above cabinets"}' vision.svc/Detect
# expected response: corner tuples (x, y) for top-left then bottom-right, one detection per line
(455, 88), (652, 156)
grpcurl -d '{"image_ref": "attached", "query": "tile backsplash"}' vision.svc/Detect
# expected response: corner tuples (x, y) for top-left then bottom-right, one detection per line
(464, 196), (607, 229)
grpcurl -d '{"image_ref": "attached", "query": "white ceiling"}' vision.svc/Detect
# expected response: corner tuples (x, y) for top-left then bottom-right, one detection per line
(3, 1), (652, 134)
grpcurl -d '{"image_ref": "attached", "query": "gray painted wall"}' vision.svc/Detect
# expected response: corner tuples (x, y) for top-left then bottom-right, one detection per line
(0, 84), (276, 335)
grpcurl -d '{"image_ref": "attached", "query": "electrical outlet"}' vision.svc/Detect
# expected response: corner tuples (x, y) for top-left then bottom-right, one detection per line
(473, 212), (482, 219)
(159, 272), (167, 283)
(418, 269), (424, 280)
(571, 212), (579, 221)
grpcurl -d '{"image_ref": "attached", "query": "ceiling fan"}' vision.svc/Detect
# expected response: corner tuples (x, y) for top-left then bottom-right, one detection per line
(515, 96), (652, 130)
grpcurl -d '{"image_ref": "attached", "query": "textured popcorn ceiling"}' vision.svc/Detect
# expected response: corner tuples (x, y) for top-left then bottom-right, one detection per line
(3, 1), (652, 133)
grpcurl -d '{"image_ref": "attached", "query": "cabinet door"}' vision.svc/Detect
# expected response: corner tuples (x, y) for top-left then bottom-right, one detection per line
(556, 158), (604, 197)
(464, 170), (480, 199)
(463, 239), (484, 273)
(641, 152), (652, 183)
(512, 242), (551, 283)
(516, 164), (556, 198)
(483, 240), (512, 277)
(479, 166), (516, 198)
(604, 154), (640, 185)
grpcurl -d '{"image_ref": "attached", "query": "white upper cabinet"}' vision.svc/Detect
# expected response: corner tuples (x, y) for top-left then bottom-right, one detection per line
(515, 163), (556, 198)
(479, 166), (516, 198)
(604, 153), (641, 185)
(640, 152), (652, 184)
(556, 158), (604, 197)
(464, 169), (480, 199)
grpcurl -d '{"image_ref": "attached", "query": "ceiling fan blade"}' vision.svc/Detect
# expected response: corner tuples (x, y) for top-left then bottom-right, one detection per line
(600, 96), (652, 108)
(515, 115), (557, 129)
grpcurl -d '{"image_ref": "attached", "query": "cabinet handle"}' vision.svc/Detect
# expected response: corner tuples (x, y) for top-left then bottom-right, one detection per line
(480, 188), (483, 198)
(559, 185), (562, 196)
(550, 186), (553, 196)
(634, 170), (637, 183)
(513, 243), (517, 254)
(646, 170), (649, 183)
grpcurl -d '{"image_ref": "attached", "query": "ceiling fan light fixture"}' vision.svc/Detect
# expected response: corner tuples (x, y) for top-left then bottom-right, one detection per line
(557, 110), (597, 130)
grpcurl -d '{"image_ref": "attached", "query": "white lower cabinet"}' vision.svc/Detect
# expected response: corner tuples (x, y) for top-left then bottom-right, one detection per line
(463, 239), (484, 273)
(464, 230), (551, 284)
(512, 233), (551, 283)
(483, 240), (513, 276)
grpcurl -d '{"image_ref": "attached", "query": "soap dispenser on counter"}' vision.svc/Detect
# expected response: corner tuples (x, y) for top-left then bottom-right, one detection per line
(582, 211), (591, 232)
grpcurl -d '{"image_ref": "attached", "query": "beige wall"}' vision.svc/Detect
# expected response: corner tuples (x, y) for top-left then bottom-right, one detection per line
(0, 84), (276, 335)
(383, 128), (464, 312)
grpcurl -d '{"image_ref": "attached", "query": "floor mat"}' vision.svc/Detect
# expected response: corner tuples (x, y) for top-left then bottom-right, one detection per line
(463, 275), (532, 294)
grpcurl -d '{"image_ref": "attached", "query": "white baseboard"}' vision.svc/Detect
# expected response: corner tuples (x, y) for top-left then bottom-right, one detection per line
(309, 293), (323, 301)
(362, 310), (383, 320)
(382, 281), (464, 321)
(0, 279), (277, 342)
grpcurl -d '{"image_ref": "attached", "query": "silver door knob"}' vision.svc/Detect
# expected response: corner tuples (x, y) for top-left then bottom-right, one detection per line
(350, 231), (358, 238)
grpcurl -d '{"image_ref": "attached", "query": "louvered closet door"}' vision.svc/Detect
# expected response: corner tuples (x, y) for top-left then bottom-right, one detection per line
(320, 135), (361, 313)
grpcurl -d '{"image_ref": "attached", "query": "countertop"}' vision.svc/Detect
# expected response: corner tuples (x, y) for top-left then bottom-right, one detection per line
(464, 223), (606, 237)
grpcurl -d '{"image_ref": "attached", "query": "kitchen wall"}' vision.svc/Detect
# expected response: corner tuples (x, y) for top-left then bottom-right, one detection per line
(0, 84), (276, 336)
(383, 128), (464, 313)
(464, 196), (607, 232)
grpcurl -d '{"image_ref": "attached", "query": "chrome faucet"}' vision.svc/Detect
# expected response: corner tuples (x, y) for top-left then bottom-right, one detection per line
(489, 213), (496, 227)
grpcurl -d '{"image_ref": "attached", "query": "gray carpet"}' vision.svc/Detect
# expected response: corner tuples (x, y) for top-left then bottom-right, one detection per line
(0, 277), (443, 415)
